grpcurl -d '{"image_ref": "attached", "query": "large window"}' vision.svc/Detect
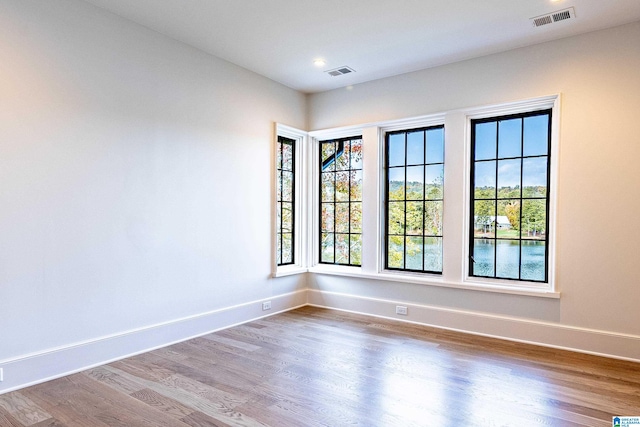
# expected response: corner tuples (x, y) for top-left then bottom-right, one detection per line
(319, 136), (363, 266)
(469, 110), (552, 282)
(276, 135), (295, 266)
(385, 126), (444, 273)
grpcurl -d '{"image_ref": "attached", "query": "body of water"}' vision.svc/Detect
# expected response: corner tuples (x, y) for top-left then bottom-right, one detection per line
(473, 239), (546, 281)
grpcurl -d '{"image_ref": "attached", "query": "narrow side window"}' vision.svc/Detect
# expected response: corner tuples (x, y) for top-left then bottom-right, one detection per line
(276, 136), (295, 266)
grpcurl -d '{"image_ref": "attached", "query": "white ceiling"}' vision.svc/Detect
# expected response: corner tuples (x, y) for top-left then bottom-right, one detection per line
(80, 0), (640, 93)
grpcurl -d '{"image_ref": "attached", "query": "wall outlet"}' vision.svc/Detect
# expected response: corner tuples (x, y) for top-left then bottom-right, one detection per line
(0, 368), (4, 382)
(396, 305), (408, 315)
(262, 301), (271, 311)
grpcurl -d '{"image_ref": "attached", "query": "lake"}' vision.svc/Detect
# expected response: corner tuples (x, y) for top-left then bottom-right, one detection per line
(473, 239), (546, 281)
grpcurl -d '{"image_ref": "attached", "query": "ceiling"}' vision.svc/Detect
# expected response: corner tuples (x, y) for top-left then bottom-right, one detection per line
(80, 0), (640, 93)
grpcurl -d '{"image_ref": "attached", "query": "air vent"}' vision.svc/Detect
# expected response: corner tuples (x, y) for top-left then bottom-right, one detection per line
(325, 66), (356, 77)
(531, 7), (576, 27)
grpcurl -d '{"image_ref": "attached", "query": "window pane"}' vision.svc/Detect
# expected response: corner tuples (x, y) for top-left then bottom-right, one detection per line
(350, 138), (363, 169)
(498, 118), (522, 158)
(321, 141), (336, 171)
(335, 234), (349, 264)
(474, 200), (495, 237)
(321, 173), (334, 202)
(276, 201), (281, 229)
(473, 239), (495, 277)
(335, 141), (350, 171)
(282, 233), (293, 264)
(335, 203), (350, 233)
(388, 235), (404, 269)
(281, 202), (293, 233)
(426, 164), (444, 199)
(521, 241), (546, 281)
(350, 202), (362, 233)
(405, 236), (423, 270)
(406, 166), (424, 200)
(388, 167), (405, 201)
(426, 127), (444, 164)
(282, 142), (294, 171)
(522, 157), (548, 197)
(475, 122), (497, 160)
(474, 161), (496, 199)
(351, 170), (363, 201)
(524, 115), (549, 157)
(388, 202), (405, 235)
(388, 133), (405, 167)
(497, 159), (520, 198)
(496, 240), (520, 279)
(277, 142), (283, 169)
(424, 237), (443, 272)
(350, 234), (362, 266)
(521, 199), (546, 240)
(281, 171), (294, 202)
(406, 201), (423, 235)
(321, 204), (334, 232)
(276, 233), (281, 265)
(424, 201), (443, 236)
(321, 233), (334, 263)
(497, 199), (520, 238)
(335, 171), (350, 202)
(406, 130), (424, 165)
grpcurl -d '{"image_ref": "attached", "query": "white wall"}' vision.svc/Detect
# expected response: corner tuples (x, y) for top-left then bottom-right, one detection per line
(0, 0), (306, 391)
(308, 22), (640, 347)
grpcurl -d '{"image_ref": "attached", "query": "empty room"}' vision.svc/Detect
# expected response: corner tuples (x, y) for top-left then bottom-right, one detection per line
(1, 0), (640, 425)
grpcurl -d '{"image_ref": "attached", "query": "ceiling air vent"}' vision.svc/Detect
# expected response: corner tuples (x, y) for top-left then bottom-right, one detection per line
(531, 7), (576, 28)
(325, 66), (356, 77)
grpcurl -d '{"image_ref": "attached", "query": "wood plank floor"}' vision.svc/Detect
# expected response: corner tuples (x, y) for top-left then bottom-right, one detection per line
(1, 306), (639, 426)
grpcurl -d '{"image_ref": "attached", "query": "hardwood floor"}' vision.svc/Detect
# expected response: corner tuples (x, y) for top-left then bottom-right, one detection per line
(0, 306), (638, 426)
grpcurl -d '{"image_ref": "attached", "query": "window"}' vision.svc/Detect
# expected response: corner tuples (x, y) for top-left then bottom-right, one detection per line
(385, 126), (444, 273)
(319, 136), (363, 266)
(301, 95), (558, 296)
(276, 135), (295, 266)
(469, 109), (552, 282)
(274, 124), (306, 276)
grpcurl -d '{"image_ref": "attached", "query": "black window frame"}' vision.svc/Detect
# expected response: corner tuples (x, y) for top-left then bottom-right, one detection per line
(469, 109), (552, 283)
(384, 125), (445, 274)
(319, 136), (363, 267)
(276, 135), (295, 266)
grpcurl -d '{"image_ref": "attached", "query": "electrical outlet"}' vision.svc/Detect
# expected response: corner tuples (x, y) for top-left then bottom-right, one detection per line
(262, 301), (271, 311)
(0, 368), (4, 382)
(396, 305), (408, 316)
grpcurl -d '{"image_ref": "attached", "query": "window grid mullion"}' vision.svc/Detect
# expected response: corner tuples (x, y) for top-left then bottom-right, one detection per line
(493, 121), (499, 278)
(518, 117), (525, 280)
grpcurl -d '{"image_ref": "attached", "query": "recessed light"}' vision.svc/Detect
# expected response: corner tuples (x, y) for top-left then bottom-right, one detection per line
(313, 59), (326, 67)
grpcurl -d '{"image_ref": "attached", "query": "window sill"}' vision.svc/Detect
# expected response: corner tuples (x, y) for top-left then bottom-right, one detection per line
(308, 265), (560, 299)
(273, 266), (308, 278)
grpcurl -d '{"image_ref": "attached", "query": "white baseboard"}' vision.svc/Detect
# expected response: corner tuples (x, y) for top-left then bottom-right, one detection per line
(307, 289), (640, 363)
(0, 290), (307, 395)
(3, 287), (638, 395)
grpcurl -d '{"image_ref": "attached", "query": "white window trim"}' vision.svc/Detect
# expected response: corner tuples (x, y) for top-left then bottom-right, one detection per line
(273, 123), (308, 277)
